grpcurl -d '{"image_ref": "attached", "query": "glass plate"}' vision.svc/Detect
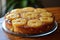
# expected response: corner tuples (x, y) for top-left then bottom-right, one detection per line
(2, 21), (58, 37)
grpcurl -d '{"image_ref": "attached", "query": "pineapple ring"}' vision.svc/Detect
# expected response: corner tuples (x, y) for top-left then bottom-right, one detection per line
(6, 13), (20, 20)
(23, 7), (34, 12)
(10, 9), (23, 14)
(12, 18), (27, 27)
(39, 17), (53, 23)
(21, 12), (38, 19)
(27, 19), (42, 27)
(34, 8), (47, 13)
(40, 12), (52, 17)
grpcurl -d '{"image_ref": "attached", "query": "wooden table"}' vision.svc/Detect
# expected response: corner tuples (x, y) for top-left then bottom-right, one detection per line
(0, 7), (60, 40)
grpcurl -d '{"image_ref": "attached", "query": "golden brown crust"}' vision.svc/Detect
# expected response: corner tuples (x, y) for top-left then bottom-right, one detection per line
(5, 7), (54, 34)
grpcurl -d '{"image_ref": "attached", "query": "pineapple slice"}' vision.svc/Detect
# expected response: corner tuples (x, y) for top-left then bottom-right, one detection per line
(12, 18), (27, 27)
(23, 7), (34, 12)
(40, 12), (52, 17)
(6, 13), (20, 20)
(34, 8), (47, 13)
(39, 17), (53, 23)
(27, 19), (42, 27)
(10, 9), (23, 14)
(21, 12), (38, 19)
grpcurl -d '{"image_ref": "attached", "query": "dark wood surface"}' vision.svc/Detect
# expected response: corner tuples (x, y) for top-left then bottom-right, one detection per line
(0, 7), (60, 40)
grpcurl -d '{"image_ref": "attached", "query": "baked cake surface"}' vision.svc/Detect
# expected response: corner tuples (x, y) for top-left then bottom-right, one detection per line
(5, 7), (54, 34)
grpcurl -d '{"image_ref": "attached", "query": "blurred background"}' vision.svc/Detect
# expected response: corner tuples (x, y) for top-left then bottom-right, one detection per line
(0, 0), (60, 18)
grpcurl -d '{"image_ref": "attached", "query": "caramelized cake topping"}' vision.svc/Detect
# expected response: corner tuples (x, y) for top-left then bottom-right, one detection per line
(5, 7), (53, 27)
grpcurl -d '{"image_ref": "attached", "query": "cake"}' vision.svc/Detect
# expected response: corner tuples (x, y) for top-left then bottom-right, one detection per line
(5, 7), (54, 34)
